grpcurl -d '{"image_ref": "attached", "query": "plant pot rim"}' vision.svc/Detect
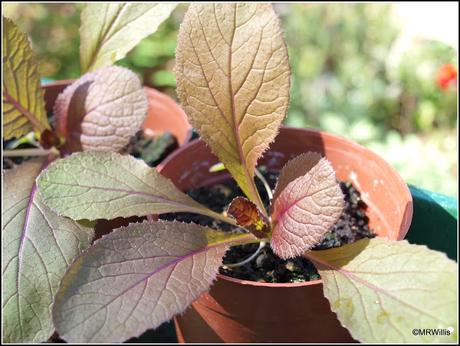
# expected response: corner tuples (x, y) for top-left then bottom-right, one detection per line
(158, 125), (413, 289)
(42, 79), (193, 146)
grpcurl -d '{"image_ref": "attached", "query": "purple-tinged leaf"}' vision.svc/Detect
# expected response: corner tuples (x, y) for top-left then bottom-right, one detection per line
(52, 221), (253, 342)
(54, 66), (147, 153)
(271, 157), (344, 259)
(175, 3), (290, 212)
(2, 159), (93, 342)
(36, 151), (228, 222)
(306, 238), (457, 343)
(272, 152), (322, 206)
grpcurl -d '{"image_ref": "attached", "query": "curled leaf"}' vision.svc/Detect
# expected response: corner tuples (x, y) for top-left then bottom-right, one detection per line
(80, 3), (177, 72)
(53, 66), (147, 153)
(52, 221), (253, 342)
(3, 17), (50, 139)
(271, 157), (344, 259)
(2, 160), (93, 342)
(175, 3), (290, 211)
(307, 238), (458, 343)
(228, 196), (269, 238)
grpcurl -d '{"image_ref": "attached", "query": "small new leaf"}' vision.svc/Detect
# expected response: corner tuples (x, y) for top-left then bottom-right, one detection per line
(53, 66), (147, 153)
(175, 3), (290, 211)
(271, 157), (344, 259)
(80, 3), (177, 72)
(228, 196), (269, 238)
(307, 238), (458, 343)
(3, 17), (50, 139)
(52, 221), (253, 342)
(2, 160), (93, 343)
(36, 151), (216, 221)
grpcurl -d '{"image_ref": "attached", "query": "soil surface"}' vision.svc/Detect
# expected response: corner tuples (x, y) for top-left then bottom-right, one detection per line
(121, 130), (178, 167)
(161, 166), (375, 283)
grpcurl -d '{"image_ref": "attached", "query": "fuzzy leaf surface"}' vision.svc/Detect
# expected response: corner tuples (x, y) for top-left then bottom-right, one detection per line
(307, 238), (458, 343)
(53, 66), (147, 153)
(272, 152), (322, 205)
(175, 3), (290, 209)
(3, 17), (50, 139)
(2, 160), (94, 343)
(271, 157), (344, 259)
(36, 151), (212, 221)
(80, 3), (177, 72)
(52, 221), (252, 342)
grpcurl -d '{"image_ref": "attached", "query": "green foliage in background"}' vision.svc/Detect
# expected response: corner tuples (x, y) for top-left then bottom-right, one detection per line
(3, 3), (457, 196)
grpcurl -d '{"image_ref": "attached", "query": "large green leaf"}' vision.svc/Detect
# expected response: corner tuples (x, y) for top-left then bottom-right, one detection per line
(80, 3), (177, 72)
(175, 3), (290, 212)
(2, 160), (94, 342)
(307, 238), (458, 343)
(36, 151), (226, 222)
(3, 17), (50, 139)
(52, 221), (253, 342)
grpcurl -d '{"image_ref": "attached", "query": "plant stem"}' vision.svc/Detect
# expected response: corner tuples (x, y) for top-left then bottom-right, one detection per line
(225, 241), (266, 268)
(3, 148), (55, 157)
(255, 168), (273, 201)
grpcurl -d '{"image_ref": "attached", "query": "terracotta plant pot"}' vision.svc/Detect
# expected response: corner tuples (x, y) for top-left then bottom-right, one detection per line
(157, 126), (413, 343)
(43, 80), (193, 146)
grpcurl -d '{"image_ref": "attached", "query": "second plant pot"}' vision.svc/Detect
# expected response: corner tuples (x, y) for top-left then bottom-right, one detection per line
(157, 126), (413, 343)
(43, 80), (193, 146)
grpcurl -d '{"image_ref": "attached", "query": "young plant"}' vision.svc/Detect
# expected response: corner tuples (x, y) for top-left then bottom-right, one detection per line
(5, 3), (457, 344)
(2, 3), (177, 343)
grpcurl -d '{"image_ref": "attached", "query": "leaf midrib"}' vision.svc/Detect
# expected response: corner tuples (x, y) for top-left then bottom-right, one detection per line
(306, 251), (451, 325)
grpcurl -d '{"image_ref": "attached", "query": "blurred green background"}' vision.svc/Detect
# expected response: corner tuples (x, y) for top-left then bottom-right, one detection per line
(4, 3), (457, 196)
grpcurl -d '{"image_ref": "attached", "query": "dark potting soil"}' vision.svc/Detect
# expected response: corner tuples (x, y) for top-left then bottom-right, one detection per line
(161, 166), (375, 283)
(121, 130), (178, 167)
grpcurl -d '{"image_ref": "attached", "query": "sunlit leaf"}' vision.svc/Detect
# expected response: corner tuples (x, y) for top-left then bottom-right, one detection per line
(272, 152), (322, 205)
(307, 238), (458, 343)
(3, 17), (50, 139)
(80, 3), (177, 72)
(53, 66), (147, 153)
(175, 3), (290, 211)
(52, 221), (253, 342)
(36, 151), (219, 221)
(2, 160), (94, 342)
(271, 157), (344, 259)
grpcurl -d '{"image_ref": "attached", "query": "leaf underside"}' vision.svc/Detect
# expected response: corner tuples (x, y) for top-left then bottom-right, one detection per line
(3, 17), (49, 139)
(271, 157), (344, 259)
(52, 221), (250, 342)
(36, 151), (210, 221)
(2, 160), (94, 343)
(80, 3), (177, 72)
(175, 3), (290, 208)
(308, 238), (458, 343)
(53, 66), (148, 153)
